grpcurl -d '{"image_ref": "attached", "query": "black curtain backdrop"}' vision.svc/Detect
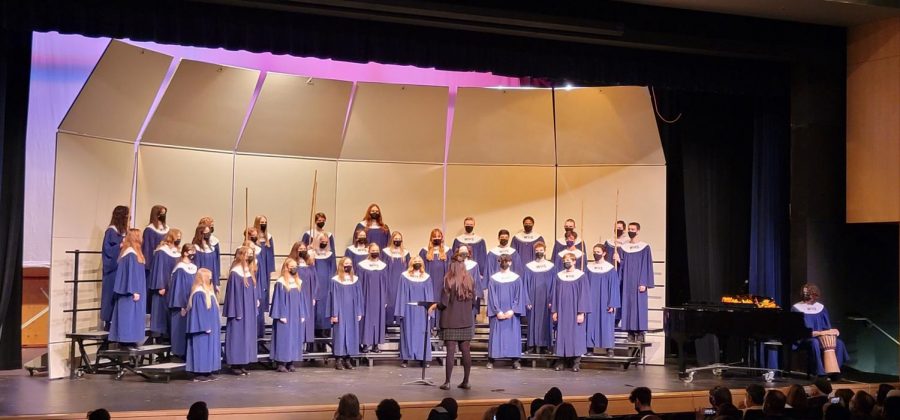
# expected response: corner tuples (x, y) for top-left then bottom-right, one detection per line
(0, 27), (30, 370)
(0, 0), (800, 368)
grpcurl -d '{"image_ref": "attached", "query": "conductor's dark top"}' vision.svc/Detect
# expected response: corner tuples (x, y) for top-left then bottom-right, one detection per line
(438, 286), (475, 329)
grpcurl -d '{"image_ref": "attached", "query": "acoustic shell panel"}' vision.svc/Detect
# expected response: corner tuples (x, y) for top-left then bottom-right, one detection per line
(238, 73), (352, 158)
(341, 83), (448, 164)
(59, 40), (173, 142)
(141, 60), (259, 150)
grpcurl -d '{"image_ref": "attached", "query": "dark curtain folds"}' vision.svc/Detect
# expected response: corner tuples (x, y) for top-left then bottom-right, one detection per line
(0, 27), (30, 370)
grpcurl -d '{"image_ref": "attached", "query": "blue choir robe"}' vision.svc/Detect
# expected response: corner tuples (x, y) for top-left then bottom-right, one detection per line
(452, 234), (487, 275)
(194, 244), (219, 290)
(524, 259), (555, 347)
(302, 229), (336, 253)
(250, 243), (273, 338)
(358, 259), (389, 346)
(223, 267), (259, 365)
(464, 259), (483, 317)
(553, 247), (586, 271)
(270, 277), (307, 363)
(619, 242), (654, 331)
(148, 245), (179, 336)
(356, 222), (391, 249)
(141, 224), (168, 278)
(512, 231), (544, 266)
(382, 247), (410, 325)
(551, 237), (582, 260)
(100, 226), (124, 324)
(487, 271), (527, 359)
(603, 238), (626, 265)
(209, 235), (222, 287)
(419, 246), (452, 327)
(108, 249), (147, 344)
(394, 271), (434, 361)
(296, 262), (317, 342)
(312, 251), (336, 330)
(167, 262), (196, 357)
(586, 260), (621, 349)
(791, 301), (849, 376)
(186, 290), (221, 374)
(484, 246), (523, 286)
(328, 275), (364, 357)
(551, 269), (590, 357)
(344, 245), (369, 267)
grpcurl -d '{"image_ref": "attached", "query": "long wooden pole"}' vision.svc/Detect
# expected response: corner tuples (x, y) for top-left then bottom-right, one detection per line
(307, 170), (318, 245)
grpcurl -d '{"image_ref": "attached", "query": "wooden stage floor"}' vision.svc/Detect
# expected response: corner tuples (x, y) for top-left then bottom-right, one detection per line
(0, 361), (893, 419)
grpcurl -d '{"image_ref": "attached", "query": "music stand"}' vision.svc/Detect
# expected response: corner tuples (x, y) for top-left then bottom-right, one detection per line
(403, 301), (437, 386)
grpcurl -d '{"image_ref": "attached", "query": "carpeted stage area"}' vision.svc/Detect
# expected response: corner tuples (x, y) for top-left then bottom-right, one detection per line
(0, 361), (893, 419)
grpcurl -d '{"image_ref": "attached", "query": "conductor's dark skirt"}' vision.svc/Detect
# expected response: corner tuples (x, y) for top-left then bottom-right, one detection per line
(440, 326), (474, 341)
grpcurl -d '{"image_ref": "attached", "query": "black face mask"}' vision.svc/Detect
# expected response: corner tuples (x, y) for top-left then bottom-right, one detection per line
(174, 240), (181, 247)
(158, 213), (167, 223)
(564, 226), (573, 233)
(343, 266), (352, 273)
(203, 233), (211, 241)
(188, 254), (196, 261)
(392, 240), (402, 247)
(524, 224), (533, 233)
(432, 239), (441, 246)
(464, 225), (474, 234)
(319, 242), (328, 249)
(616, 228), (624, 237)
(535, 251), (545, 260)
(563, 261), (573, 269)
(370, 212), (380, 220)
(499, 238), (509, 246)
(246, 256), (254, 263)
(357, 238), (367, 245)
(627, 231), (637, 239)
(250, 236), (258, 242)
(500, 262), (510, 270)
(566, 240), (575, 248)
(298, 251), (308, 259)
(458, 252), (469, 260)
(594, 253), (604, 262)
(259, 223), (267, 231)
(289, 268), (297, 275)
(369, 252), (379, 259)
(316, 221), (325, 229)
(413, 263), (422, 270)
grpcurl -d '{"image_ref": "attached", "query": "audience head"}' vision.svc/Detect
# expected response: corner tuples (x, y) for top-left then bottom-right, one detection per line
(630, 387), (653, 412)
(745, 384), (766, 408)
(814, 378), (834, 396)
(508, 399), (527, 420)
(533, 405), (555, 420)
(530, 398), (546, 418)
(495, 403), (521, 420)
(87, 409), (110, 420)
(824, 402), (851, 420)
(439, 397), (458, 420)
(589, 393), (609, 415)
(544, 387), (563, 406)
(553, 402), (578, 420)
(786, 384), (809, 410)
(715, 402), (741, 419)
(187, 401), (208, 420)
(764, 390), (787, 416)
(335, 393), (362, 420)
(884, 391), (900, 420)
(850, 391), (875, 417)
(427, 407), (451, 420)
(482, 406), (499, 420)
(878, 384), (896, 405)
(375, 399), (401, 420)
(709, 386), (733, 408)
(835, 389), (854, 407)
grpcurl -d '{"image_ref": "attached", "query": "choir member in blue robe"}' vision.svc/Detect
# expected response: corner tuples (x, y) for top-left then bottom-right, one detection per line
(185, 268), (221, 381)
(394, 256), (434, 366)
(512, 216), (544, 265)
(191, 225), (219, 293)
(109, 230), (147, 346)
(302, 212), (336, 251)
(356, 203), (391, 249)
(551, 253), (590, 372)
(604, 220), (627, 265)
(289, 241), (317, 349)
(382, 232), (410, 326)
(270, 259), (308, 372)
(619, 222), (654, 340)
(553, 230), (586, 271)
(148, 229), (181, 340)
(791, 284), (849, 377)
(420, 229), (452, 329)
(197, 218), (222, 288)
(142, 205), (169, 311)
(328, 257), (364, 370)
(586, 245), (621, 356)
(244, 227), (271, 339)
(168, 245), (196, 359)
(223, 247), (259, 375)
(100, 205), (129, 328)
(358, 244), (389, 352)
(452, 217), (487, 275)
(523, 242), (554, 354)
(345, 228), (370, 266)
(484, 230), (523, 284)
(486, 255), (527, 370)
(455, 245), (483, 319)
(551, 218), (582, 258)
(312, 233), (337, 348)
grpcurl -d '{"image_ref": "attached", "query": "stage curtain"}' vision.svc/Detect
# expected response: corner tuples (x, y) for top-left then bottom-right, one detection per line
(0, 27), (31, 370)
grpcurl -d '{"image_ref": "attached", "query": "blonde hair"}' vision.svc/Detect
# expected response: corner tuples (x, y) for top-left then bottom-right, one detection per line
(425, 228), (446, 262)
(280, 258), (301, 289)
(188, 268), (215, 310)
(335, 256), (355, 278)
(119, 229), (145, 264)
(253, 215), (270, 246)
(406, 255), (425, 275)
(289, 241), (314, 266)
(231, 246), (257, 287)
(157, 228), (182, 250)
